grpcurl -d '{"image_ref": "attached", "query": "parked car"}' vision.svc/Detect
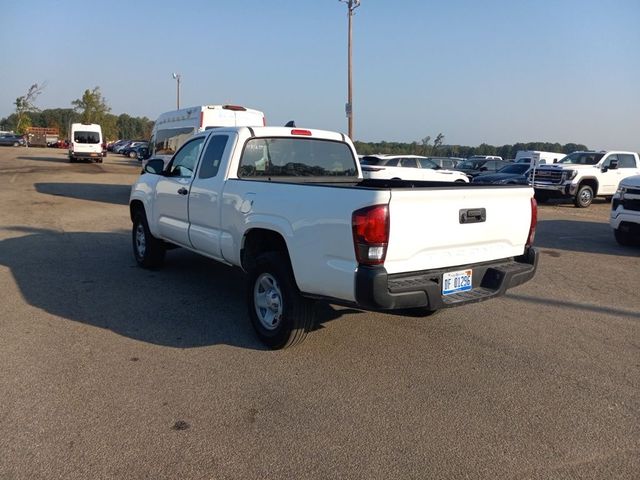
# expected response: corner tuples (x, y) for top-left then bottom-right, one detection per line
(473, 162), (531, 185)
(131, 144), (150, 161)
(454, 158), (511, 178)
(121, 141), (148, 157)
(359, 154), (469, 182)
(0, 134), (26, 147)
(113, 140), (133, 154)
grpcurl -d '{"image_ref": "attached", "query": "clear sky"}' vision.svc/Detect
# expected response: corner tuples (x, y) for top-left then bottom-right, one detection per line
(1, 0), (639, 150)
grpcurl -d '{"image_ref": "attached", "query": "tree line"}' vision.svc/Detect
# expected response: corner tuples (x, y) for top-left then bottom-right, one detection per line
(3, 83), (588, 156)
(354, 133), (588, 160)
(0, 85), (153, 141)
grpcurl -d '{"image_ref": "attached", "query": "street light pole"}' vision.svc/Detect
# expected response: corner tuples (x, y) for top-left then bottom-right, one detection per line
(172, 73), (182, 109)
(340, 0), (360, 140)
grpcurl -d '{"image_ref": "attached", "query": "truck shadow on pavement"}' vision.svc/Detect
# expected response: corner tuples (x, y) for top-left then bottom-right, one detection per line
(0, 227), (351, 350)
(17, 154), (69, 164)
(535, 219), (640, 257)
(35, 183), (131, 206)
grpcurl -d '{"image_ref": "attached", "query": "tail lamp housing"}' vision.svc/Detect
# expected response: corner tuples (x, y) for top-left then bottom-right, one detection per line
(527, 197), (537, 247)
(352, 204), (389, 265)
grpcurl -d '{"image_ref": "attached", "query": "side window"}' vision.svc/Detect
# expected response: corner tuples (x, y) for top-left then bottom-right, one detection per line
(199, 135), (229, 179)
(169, 137), (205, 178)
(400, 158), (418, 168)
(617, 154), (636, 168)
(602, 154), (618, 168)
(384, 158), (399, 166)
(154, 127), (195, 156)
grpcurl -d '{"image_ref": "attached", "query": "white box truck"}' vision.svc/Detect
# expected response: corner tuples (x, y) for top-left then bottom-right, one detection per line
(68, 123), (104, 163)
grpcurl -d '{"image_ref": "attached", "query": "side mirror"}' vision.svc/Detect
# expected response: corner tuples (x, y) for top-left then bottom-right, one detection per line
(144, 158), (165, 175)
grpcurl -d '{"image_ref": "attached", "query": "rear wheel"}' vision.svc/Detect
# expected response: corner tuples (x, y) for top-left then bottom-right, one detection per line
(247, 251), (315, 349)
(574, 185), (594, 208)
(132, 212), (165, 268)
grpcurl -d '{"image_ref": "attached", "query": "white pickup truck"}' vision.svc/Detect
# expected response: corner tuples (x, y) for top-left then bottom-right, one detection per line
(610, 175), (640, 246)
(531, 150), (640, 207)
(129, 126), (538, 349)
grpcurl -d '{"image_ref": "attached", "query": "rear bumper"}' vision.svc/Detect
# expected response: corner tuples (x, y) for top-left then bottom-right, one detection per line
(69, 151), (103, 161)
(355, 247), (539, 310)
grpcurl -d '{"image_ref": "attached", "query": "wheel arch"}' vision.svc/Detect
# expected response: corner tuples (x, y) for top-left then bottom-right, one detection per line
(129, 199), (146, 222)
(241, 228), (291, 272)
(578, 177), (599, 196)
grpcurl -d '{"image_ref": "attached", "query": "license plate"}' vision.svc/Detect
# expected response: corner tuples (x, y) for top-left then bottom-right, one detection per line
(442, 269), (472, 295)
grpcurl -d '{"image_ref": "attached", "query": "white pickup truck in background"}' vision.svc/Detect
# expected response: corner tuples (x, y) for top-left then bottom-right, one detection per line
(129, 126), (538, 348)
(532, 150), (640, 207)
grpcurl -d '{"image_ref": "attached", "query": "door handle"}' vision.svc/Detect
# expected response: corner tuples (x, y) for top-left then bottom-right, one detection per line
(177, 187), (188, 196)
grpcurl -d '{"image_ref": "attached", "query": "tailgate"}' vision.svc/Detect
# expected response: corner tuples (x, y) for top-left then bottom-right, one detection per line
(384, 186), (533, 274)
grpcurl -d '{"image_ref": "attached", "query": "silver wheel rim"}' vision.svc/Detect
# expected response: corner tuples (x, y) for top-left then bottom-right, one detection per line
(580, 189), (592, 204)
(254, 273), (283, 331)
(135, 223), (146, 257)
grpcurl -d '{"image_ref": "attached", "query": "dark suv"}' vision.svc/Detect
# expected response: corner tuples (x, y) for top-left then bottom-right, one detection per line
(0, 134), (26, 147)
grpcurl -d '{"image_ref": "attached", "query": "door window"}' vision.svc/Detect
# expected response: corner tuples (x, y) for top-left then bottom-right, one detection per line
(169, 137), (205, 178)
(617, 154), (637, 168)
(199, 135), (229, 179)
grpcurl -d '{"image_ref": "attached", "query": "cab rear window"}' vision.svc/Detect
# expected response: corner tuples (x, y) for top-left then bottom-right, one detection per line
(238, 138), (357, 179)
(74, 131), (100, 144)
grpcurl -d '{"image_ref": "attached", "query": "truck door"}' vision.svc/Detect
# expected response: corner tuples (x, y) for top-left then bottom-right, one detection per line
(600, 154), (621, 194)
(188, 133), (234, 260)
(154, 136), (205, 246)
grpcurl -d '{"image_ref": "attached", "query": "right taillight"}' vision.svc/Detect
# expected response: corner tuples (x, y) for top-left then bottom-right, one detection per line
(352, 204), (389, 265)
(527, 197), (537, 246)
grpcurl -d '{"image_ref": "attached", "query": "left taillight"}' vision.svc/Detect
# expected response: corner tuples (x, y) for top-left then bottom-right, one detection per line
(352, 204), (390, 265)
(527, 197), (537, 247)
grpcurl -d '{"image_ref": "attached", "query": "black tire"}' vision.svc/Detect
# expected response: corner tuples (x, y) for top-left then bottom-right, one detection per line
(534, 191), (549, 203)
(132, 212), (166, 268)
(96, 158), (103, 163)
(247, 251), (315, 349)
(574, 185), (593, 208)
(614, 226), (637, 246)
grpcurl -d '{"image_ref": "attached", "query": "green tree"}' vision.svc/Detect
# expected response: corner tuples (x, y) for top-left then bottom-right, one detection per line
(71, 87), (111, 124)
(14, 83), (46, 134)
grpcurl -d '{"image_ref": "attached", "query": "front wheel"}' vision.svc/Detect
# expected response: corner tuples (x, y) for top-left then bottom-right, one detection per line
(574, 185), (594, 208)
(132, 212), (166, 268)
(534, 191), (550, 203)
(614, 226), (637, 246)
(247, 252), (315, 349)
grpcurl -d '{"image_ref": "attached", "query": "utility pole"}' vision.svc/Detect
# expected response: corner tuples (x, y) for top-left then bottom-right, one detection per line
(339, 0), (361, 140)
(172, 73), (182, 109)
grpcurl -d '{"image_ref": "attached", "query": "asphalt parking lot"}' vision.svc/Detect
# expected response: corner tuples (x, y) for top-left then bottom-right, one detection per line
(0, 147), (638, 479)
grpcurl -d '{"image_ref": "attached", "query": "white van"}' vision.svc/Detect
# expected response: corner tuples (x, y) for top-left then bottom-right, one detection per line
(69, 123), (103, 163)
(149, 104), (265, 164)
(515, 150), (564, 166)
